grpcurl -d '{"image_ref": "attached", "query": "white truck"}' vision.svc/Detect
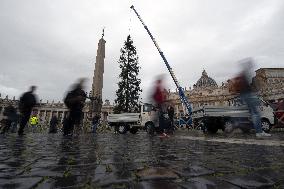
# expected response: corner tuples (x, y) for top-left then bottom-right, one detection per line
(107, 103), (161, 134)
(192, 97), (275, 134)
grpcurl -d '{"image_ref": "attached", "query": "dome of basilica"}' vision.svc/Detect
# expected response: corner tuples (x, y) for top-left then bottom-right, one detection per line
(194, 70), (218, 89)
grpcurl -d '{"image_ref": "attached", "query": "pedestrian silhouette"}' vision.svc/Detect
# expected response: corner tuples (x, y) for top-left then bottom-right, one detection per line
(92, 114), (100, 133)
(152, 76), (168, 137)
(0, 104), (17, 134)
(18, 86), (38, 135)
(63, 78), (87, 136)
(167, 105), (175, 133)
(237, 58), (271, 137)
(49, 113), (58, 133)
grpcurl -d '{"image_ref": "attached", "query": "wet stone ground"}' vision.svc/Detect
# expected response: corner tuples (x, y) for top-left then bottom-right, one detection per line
(0, 130), (284, 189)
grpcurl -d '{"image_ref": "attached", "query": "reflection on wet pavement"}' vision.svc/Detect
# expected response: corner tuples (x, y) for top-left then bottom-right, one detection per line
(0, 131), (284, 188)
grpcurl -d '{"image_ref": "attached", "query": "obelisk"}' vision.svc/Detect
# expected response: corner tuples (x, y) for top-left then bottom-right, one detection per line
(91, 30), (106, 116)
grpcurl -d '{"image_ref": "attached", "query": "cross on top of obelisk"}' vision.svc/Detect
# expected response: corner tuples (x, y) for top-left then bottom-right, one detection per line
(102, 27), (105, 38)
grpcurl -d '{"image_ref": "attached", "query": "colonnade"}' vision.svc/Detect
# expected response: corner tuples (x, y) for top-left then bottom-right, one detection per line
(0, 106), (89, 125)
(32, 108), (89, 124)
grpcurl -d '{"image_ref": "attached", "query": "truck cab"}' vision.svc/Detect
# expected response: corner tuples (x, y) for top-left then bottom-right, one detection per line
(107, 103), (159, 134)
(140, 103), (158, 127)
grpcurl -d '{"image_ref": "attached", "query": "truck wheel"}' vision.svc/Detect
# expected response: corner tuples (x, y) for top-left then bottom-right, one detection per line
(206, 121), (218, 134)
(261, 119), (271, 133)
(207, 126), (218, 134)
(118, 125), (128, 134)
(145, 123), (155, 135)
(241, 128), (250, 133)
(223, 120), (234, 133)
(130, 127), (138, 134)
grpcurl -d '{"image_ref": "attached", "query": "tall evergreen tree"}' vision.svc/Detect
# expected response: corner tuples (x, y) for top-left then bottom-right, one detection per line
(114, 35), (142, 113)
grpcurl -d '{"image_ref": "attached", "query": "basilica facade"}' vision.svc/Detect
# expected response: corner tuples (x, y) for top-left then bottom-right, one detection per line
(164, 68), (284, 115)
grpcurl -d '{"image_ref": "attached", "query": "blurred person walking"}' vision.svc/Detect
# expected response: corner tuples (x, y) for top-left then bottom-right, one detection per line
(49, 113), (58, 133)
(92, 114), (100, 133)
(63, 78), (87, 136)
(238, 58), (271, 137)
(18, 86), (38, 135)
(152, 77), (168, 137)
(167, 105), (175, 133)
(0, 104), (18, 134)
(61, 113), (69, 133)
(10, 114), (19, 133)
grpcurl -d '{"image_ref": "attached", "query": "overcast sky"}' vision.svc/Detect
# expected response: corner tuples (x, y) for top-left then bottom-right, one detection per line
(0, 0), (283, 103)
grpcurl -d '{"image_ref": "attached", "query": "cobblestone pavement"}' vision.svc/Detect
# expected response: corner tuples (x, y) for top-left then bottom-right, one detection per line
(0, 130), (284, 189)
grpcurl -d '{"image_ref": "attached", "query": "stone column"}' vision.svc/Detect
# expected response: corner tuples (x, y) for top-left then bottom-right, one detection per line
(44, 110), (47, 123)
(48, 111), (52, 123)
(91, 35), (106, 116)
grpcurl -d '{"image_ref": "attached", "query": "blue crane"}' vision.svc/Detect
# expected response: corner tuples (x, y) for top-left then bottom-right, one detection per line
(130, 5), (193, 123)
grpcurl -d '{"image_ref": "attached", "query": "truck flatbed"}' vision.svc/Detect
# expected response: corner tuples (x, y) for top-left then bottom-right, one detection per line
(107, 113), (140, 123)
(192, 105), (250, 119)
(191, 104), (274, 133)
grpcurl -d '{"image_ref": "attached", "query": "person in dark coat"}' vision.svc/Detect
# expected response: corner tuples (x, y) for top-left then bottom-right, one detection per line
(92, 114), (100, 133)
(49, 113), (58, 133)
(63, 78), (87, 136)
(167, 105), (175, 132)
(18, 86), (38, 135)
(0, 104), (18, 134)
(10, 113), (20, 133)
(61, 113), (69, 133)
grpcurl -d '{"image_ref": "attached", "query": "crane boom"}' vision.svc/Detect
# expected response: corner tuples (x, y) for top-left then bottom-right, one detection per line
(130, 5), (192, 119)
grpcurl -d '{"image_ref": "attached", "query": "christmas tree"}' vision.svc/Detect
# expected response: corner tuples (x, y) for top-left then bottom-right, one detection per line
(114, 35), (142, 113)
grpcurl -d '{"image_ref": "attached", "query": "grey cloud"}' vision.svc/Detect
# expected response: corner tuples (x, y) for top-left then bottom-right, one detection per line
(0, 0), (283, 103)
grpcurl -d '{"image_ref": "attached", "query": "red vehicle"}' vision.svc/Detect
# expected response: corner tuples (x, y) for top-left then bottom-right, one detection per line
(273, 100), (284, 127)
